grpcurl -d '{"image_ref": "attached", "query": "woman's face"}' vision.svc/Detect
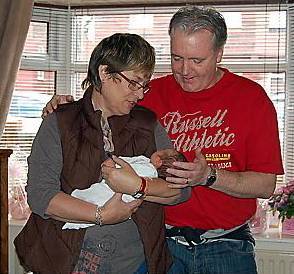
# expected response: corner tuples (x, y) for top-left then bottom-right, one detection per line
(96, 68), (150, 117)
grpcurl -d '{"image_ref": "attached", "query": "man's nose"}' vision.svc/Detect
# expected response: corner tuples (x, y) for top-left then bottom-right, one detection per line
(182, 60), (190, 75)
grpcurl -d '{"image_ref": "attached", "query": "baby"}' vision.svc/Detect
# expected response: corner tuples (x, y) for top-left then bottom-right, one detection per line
(63, 149), (186, 229)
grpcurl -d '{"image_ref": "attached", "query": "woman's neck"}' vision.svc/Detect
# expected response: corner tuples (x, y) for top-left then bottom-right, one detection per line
(92, 89), (109, 118)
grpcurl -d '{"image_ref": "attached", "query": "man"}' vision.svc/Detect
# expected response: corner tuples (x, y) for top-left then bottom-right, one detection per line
(43, 6), (284, 274)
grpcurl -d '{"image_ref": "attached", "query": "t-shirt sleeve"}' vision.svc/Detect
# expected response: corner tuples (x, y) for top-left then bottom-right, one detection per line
(25, 113), (63, 218)
(154, 121), (173, 150)
(246, 94), (284, 174)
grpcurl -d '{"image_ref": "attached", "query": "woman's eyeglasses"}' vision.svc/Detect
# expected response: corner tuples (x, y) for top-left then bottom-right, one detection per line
(116, 72), (150, 94)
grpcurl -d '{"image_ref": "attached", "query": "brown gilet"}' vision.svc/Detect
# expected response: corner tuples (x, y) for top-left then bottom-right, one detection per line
(14, 87), (172, 274)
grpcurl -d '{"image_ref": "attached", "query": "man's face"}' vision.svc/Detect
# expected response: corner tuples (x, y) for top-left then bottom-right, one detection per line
(170, 28), (223, 92)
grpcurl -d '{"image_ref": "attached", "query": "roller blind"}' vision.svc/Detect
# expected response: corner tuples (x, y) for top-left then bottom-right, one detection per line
(71, 4), (287, 185)
(0, 3), (290, 188)
(286, 4), (294, 182)
(0, 7), (69, 187)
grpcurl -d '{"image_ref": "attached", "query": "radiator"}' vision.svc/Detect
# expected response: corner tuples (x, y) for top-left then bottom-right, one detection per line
(256, 250), (294, 274)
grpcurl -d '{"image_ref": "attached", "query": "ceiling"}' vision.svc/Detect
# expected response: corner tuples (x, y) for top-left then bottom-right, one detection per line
(34, 0), (261, 7)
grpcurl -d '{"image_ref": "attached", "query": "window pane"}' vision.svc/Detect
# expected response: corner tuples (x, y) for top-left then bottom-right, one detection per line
(223, 11), (286, 62)
(71, 10), (173, 65)
(23, 21), (48, 57)
(72, 72), (87, 99)
(0, 70), (55, 186)
(71, 8), (286, 66)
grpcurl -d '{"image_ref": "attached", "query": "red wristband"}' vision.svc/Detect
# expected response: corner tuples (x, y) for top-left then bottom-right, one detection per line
(132, 177), (147, 199)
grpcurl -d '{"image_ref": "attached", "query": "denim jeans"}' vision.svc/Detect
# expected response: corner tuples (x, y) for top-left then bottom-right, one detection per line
(167, 238), (258, 274)
(133, 261), (148, 274)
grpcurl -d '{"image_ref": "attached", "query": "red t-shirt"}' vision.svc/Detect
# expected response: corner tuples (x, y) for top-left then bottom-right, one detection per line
(140, 68), (284, 230)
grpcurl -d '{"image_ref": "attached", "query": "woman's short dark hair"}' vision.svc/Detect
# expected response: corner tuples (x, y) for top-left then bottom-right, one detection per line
(82, 33), (155, 90)
(169, 6), (227, 50)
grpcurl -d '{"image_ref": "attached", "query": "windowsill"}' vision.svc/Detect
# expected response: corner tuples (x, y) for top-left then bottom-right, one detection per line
(253, 227), (294, 252)
(8, 219), (294, 253)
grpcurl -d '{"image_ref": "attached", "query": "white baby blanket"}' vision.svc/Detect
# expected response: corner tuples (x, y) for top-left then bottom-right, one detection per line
(62, 155), (158, 229)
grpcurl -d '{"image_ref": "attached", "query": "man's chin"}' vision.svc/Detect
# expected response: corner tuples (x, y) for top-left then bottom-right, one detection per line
(174, 78), (196, 92)
(179, 83), (198, 92)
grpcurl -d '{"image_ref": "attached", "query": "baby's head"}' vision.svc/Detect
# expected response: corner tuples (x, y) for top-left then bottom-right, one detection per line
(150, 149), (187, 179)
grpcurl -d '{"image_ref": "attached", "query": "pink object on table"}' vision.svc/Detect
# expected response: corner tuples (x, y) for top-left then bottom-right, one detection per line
(282, 218), (294, 236)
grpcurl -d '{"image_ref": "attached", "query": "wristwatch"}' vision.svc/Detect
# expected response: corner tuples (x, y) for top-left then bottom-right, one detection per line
(204, 167), (217, 187)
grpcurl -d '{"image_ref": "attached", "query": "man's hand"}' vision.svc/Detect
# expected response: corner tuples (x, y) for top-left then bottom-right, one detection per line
(101, 155), (141, 195)
(165, 147), (210, 188)
(42, 94), (74, 118)
(102, 193), (142, 224)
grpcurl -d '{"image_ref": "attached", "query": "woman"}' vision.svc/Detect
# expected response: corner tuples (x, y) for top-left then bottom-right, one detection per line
(14, 33), (188, 274)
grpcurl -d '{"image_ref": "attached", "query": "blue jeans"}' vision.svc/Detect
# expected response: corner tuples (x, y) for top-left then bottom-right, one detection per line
(133, 261), (148, 274)
(167, 238), (258, 274)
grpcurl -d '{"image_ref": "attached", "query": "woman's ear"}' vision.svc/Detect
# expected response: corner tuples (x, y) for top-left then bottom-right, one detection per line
(98, 65), (110, 82)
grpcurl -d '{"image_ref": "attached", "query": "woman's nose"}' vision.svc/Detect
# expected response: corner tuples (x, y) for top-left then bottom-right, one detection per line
(135, 88), (144, 100)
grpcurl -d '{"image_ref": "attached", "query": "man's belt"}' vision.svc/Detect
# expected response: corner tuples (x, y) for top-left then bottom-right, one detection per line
(165, 224), (255, 248)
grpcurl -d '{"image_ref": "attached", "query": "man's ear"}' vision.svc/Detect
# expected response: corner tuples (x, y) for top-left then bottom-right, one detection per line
(98, 65), (110, 82)
(216, 47), (224, 63)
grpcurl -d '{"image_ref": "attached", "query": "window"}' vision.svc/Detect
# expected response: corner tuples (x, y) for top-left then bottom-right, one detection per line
(0, 3), (291, 188)
(0, 7), (69, 187)
(23, 21), (48, 57)
(285, 5), (294, 182)
(0, 70), (55, 185)
(71, 4), (287, 184)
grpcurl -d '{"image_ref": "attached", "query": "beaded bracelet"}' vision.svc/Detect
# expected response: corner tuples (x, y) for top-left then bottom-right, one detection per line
(94, 205), (104, 226)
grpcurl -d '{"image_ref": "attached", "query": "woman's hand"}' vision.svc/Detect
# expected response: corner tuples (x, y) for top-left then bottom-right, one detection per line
(101, 156), (141, 195)
(102, 193), (142, 224)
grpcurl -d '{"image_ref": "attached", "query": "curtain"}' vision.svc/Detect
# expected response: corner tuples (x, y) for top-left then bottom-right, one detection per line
(0, 0), (34, 138)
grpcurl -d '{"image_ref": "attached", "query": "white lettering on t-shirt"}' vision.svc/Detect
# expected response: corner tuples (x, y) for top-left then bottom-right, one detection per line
(161, 109), (235, 151)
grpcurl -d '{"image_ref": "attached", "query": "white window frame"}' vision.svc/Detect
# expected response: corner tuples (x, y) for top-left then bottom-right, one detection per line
(20, 7), (71, 94)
